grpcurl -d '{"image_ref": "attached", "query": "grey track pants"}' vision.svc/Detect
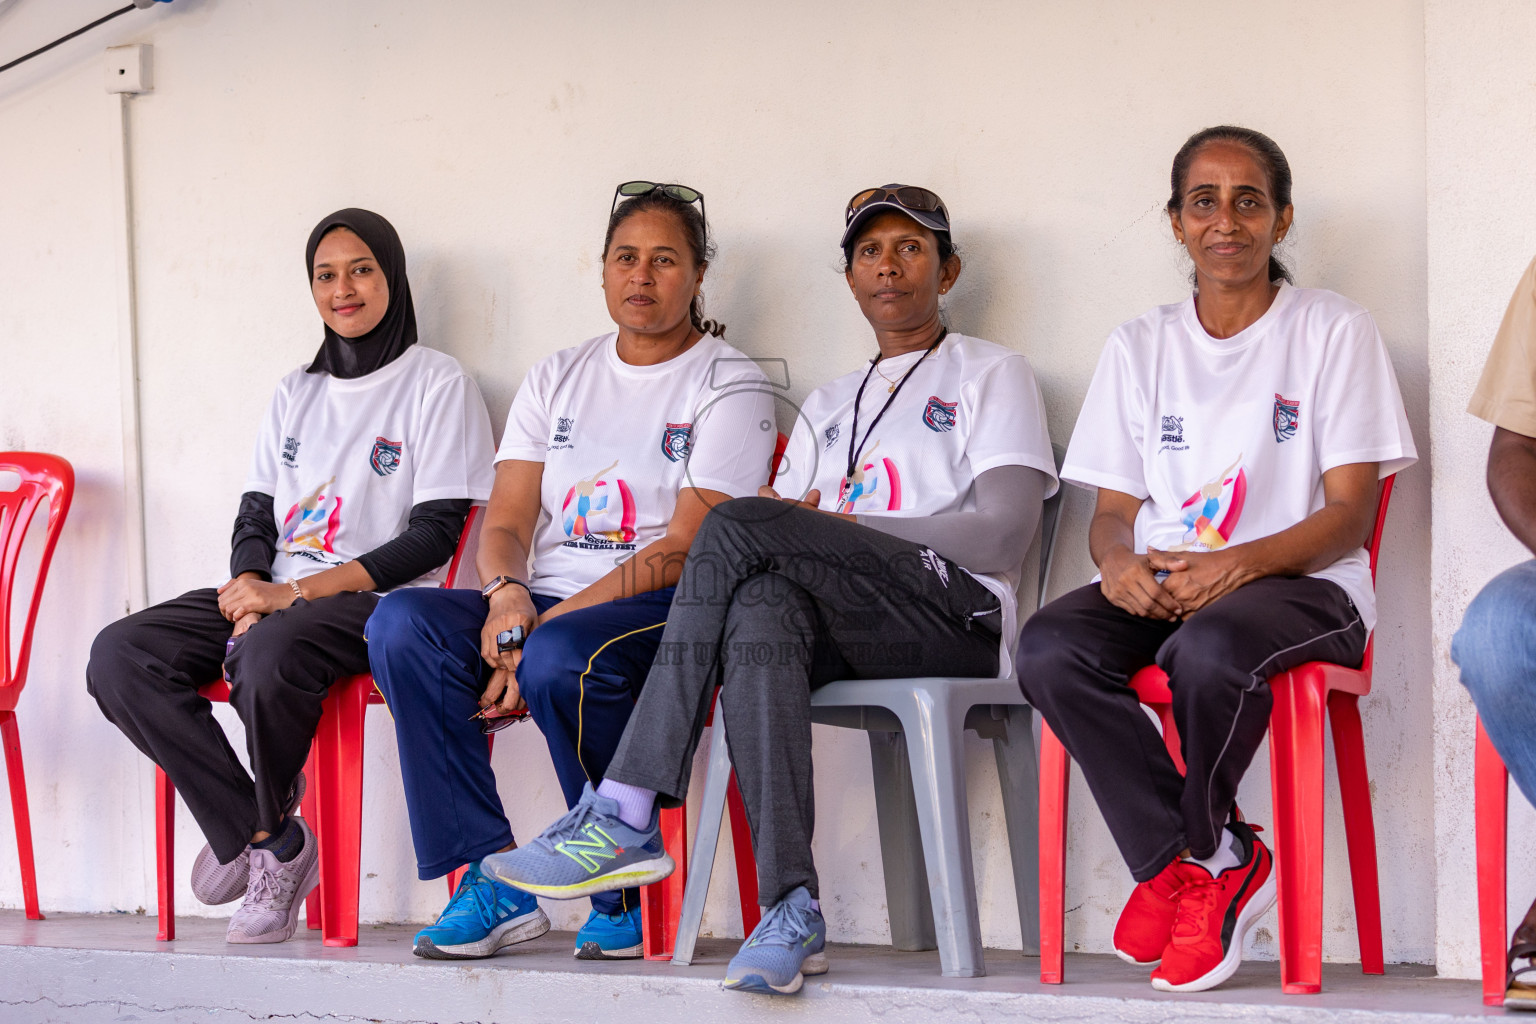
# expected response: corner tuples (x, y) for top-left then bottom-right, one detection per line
(606, 497), (1002, 904)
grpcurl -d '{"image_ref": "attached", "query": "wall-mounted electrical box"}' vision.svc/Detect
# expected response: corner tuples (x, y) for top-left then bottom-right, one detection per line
(105, 43), (153, 94)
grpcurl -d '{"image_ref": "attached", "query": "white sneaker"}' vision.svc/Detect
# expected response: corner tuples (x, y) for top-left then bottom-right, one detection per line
(226, 817), (319, 944)
(191, 771), (306, 906)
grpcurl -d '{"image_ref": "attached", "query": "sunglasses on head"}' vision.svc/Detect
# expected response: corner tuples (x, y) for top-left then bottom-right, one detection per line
(610, 180), (707, 230)
(844, 185), (949, 226)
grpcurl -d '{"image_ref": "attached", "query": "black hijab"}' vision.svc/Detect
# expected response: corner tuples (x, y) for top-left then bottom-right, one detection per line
(304, 208), (417, 380)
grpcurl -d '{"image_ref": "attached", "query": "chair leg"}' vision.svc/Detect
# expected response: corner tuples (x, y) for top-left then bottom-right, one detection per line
(868, 729), (937, 952)
(670, 696), (732, 966)
(1327, 691), (1384, 974)
(642, 807), (687, 960)
(154, 764), (176, 940)
(314, 678), (370, 948)
(993, 704), (1041, 956)
(1269, 671), (1328, 995)
(1038, 721), (1069, 984)
(300, 746), (320, 931)
(1476, 719), (1510, 1007)
(893, 690), (985, 978)
(725, 775), (759, 936)
(0, 712), (41, 922)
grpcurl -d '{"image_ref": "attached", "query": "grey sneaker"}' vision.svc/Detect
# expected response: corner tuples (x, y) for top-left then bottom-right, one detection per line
(225, 817), (319, 944)
(724, 886), (828, 995)
(191, 771), (306, 906)
(481, 783), (673, 900)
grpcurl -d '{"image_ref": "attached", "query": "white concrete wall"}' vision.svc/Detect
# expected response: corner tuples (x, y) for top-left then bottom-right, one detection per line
(0, 0), (1456, 968)
(1425, 0), (1536, 979)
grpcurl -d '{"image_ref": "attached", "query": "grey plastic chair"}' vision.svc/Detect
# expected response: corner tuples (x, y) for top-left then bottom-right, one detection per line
(670, 448), (1067, 977)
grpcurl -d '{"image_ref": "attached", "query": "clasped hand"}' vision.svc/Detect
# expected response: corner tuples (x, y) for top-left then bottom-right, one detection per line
(216, 577), (295, 632)
(1099, 546), (1252, 620)
(478, 587), (539, 717)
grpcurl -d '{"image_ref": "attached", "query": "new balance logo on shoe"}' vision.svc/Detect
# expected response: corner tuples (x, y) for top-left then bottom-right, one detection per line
(557, 823), (621, 873)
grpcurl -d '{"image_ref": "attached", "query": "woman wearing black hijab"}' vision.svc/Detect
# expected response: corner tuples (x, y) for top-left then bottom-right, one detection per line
(88, 209), (496, 944)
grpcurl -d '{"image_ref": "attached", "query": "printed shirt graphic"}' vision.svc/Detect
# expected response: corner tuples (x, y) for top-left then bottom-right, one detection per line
(778, 334), (1058, 676)
(1062, 283), (1417, 630)
(245, 346), (497, 588)
(497, 333), (776, 600)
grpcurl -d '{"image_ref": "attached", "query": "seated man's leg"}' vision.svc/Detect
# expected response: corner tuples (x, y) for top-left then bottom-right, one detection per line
(87, 589), (253, 866)
(1455, 560), (1536, 804)
(515, 587), (674, 959)
(367, 586), (554, 959)
(220, 589), (378, 943)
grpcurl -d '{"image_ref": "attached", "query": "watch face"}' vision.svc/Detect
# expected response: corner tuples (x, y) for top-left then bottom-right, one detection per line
(482, 577), (506, 598)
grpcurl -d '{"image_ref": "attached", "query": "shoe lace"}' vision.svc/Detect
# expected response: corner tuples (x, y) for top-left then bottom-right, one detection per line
(1169, 872), (1220, 941)
(244, 861), (293, 911)
(747, 899), (817, 949)
(441, 872), (501, 930)
(531, 799), (608, 853)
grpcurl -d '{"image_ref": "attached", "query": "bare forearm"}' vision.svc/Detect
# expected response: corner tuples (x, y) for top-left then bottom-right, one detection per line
(476, 525), (532, 586)
(1490, 427), (1536, 555)
(1089, 510), (1137, 570)
(545, 534), (689, 619)
(293, 559), (376, 600)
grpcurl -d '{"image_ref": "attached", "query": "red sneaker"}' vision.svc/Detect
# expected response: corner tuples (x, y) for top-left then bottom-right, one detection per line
(1113, 858), (1186, 966)
(1150, 822), (1276, 992)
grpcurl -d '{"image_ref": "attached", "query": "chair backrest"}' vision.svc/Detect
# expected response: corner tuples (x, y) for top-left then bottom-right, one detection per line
(0, 452), (75, 700)
(769, 432), (789, 487)
(1366, 475), (1396, 584)
(443, 504), (483, 590)
(1034, 444), (1070, 611)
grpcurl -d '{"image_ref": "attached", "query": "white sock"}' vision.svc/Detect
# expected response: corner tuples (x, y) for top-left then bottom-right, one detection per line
(595, 779), (656, 830)
(1183, 826), (1240, 877)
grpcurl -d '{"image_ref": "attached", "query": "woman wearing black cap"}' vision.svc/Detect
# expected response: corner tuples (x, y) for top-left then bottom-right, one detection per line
(486, 184), (1058, 996)
(88, 209), (496, 945)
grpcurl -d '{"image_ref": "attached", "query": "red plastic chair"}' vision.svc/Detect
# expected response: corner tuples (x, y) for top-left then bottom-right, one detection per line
(155, 506), (481, 945)
(0, 453), (74, 922)
(1476, 717), (1515, 1006)
(1039, 475), (1395, 994)
(637, 432), (788, 958)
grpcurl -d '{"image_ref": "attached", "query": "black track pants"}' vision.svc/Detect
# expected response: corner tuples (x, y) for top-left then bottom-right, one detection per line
(1016, 577), (1366, 882)
(87, 587), (378, 863)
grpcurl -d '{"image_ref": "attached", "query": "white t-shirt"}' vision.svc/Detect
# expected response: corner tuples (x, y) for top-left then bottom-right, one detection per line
(496, 333), (777, 600)
(245, 345), (497, 588)
(1062, 282), (1416, 630)
(777, 333), (1059, 676)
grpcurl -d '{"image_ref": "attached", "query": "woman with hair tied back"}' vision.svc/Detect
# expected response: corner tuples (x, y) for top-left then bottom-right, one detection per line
(1017, 126), (1416, 993)
(485, 183), (1058, 996)
(366, 182), (775, 963)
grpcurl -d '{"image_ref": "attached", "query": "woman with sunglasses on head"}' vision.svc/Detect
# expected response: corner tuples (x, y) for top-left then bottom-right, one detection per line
(367, 181), (775, 963)
(485, 184), (1057, 995)
(88, 209), (496, 944)
(1017, 127), (1415, 993)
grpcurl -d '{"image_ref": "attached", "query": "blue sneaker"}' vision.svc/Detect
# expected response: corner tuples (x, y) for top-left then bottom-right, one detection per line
(724, 887), (828, 995)
(483, 783), (674, 900)
(574, 905), (643, 960)
(413, 861), (550, 960)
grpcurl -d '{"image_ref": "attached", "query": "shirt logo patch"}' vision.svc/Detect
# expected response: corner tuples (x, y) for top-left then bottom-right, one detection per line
(1273, 394), (1300, 443)
(282, 436), (300, 468)
(660, 423), (694, 463)
(1159, 414), (1188, 453)
(823, 424), (841, 450)
(922, 396), (957, 433)
(370, 437), (403, 476)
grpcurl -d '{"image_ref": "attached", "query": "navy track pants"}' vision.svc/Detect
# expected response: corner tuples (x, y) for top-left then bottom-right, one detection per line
(367, 585), (673, 915)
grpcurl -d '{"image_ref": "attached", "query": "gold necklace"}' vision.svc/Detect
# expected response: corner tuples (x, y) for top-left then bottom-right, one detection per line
(872, 360), (900, 393)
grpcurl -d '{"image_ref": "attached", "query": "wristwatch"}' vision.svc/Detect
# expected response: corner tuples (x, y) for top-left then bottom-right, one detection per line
(481, 575), (531, 600)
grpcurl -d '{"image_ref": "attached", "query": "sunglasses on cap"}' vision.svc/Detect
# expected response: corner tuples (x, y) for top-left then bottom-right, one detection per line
(610, 180), (707, 230)
(844, 185), (950, 227)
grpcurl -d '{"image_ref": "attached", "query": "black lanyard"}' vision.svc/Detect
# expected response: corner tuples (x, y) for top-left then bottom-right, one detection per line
(845, 329), (947, 487)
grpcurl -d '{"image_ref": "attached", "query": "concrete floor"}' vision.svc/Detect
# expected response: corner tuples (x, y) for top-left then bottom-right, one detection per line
(0, 910), (1507, 1023)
